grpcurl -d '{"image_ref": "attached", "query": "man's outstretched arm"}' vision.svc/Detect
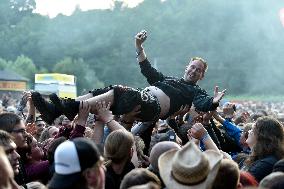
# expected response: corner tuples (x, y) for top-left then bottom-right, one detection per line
(135, 30), (165, 84)
(135, 30), (147, 62)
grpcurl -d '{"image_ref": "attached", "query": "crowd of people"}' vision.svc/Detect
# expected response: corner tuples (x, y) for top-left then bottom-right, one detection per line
(0, 31), (284, 189)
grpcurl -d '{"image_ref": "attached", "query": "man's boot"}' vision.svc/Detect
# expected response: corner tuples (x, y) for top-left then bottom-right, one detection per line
(31, 92), (62, 125)
(49, 93), (80, 122)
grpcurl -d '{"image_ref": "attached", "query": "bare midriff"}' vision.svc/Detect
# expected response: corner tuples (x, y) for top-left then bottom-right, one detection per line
(145, 86), (170, 118)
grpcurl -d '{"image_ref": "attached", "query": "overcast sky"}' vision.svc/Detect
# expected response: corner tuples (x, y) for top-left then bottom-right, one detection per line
(34, 0), (144, 18)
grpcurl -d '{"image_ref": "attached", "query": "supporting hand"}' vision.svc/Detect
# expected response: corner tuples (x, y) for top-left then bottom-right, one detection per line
(94, 101), (114, 124)
(212, 86), (226, 104)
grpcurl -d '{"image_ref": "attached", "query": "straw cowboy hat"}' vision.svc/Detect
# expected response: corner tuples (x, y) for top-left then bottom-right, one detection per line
(158, 142), (222, 189)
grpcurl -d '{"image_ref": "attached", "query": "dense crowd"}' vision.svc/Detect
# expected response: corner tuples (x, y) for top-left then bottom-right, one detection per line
(0, 31), (284, 189)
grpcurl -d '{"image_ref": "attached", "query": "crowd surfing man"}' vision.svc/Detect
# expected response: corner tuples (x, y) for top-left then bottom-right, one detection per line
(31, 30), (226, 124)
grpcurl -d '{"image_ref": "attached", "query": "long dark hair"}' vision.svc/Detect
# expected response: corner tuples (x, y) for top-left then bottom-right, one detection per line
(246, 116), (284, 165)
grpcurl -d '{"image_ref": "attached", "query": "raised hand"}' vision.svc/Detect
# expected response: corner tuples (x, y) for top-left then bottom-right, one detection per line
(190, 123), (208, 140)
(212, 86), (226, 104)
(135, 30), (147, 49)
(26, 123), (37, 136)
(202, 111), (214, 125)
(94, 101), (114, 124)
(240, 111), (251, 123)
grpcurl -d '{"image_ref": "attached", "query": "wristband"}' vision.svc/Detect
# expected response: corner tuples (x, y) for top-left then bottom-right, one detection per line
(105, 119), (114, 124)
(200, 132), (209, 143)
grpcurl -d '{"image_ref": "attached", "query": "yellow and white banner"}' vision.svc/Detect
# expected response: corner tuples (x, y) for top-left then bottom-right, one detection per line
(35, 73), (75, 85)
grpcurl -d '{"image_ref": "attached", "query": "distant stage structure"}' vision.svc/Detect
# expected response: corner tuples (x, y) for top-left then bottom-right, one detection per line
(0, 70), (28, 97)
(34, 73), (77, 98)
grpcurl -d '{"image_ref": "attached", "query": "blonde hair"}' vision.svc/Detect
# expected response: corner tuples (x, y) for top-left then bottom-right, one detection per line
(104, 130), (134, 164)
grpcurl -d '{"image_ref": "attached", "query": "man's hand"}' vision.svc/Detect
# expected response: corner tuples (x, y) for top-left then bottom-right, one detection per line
(190, 123), (207, 140)
(135, 30), (147, 49)
(212, 86), (226, 104)
(77, 101), (91, 126)
(26, 123), (37, 136)
(187, 128), (200, 145)
(20, 91), (34, 109)
(23, 91), (35, 123)
(94, 101), (114, 124)
(202, 111), (214, 125)
(223, 103), (236, 119)
(239, 111), (251, 123)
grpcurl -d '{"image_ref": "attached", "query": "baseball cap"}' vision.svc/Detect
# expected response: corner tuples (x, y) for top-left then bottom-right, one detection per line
(48, 137), (101, 189)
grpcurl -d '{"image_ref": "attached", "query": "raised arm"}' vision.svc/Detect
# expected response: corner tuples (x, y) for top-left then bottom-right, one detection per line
(135, 30), (147, 62)
(94, 101), (125, 131)
(135, 30), (165, 85)
(24, 91), (36, 124)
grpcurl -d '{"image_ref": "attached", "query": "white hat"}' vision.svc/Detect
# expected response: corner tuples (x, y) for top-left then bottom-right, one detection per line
(48, 138), (101, 189)
(158, 142), (222, 189)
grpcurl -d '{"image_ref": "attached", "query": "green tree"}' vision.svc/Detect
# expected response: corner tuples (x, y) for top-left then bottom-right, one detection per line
(0, 58), (8, 70)
(53, 57), (104, 94)
(10, 55), (37, 88)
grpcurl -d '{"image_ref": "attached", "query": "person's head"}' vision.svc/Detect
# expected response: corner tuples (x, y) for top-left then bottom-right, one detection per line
(104, 130), (134, 164)
(24, 135), (44, 163)
(183, 57), (207, 83)
(0, 130), (21, 175)
(0, 147), (20, 189)
(158, 142), (222, 189)
(273, 159), (284, 172)
(250, 113), (264, 122)
(246, 116), (284, 163)
(149, 141), (181, 173)
(259, 172), (284, 189)
(35, 117), (46, 133)
(240, 123), (253, 149)
(48, 137), (105, 189)
(38, 126), (58, 143)
(131, 136), (147, 168)
(0, 113), (28, 148)
(128, 182), (160, 189)
(26, 181), (47, 189)
(120, 168), (161, 189)
(84, 127), (94, 139)
(149, 127), (178, 155)
(239, 171), (258, 187)
(61, 116), (71, 127)
(212, 159), (241, 189)
(177, 122), (193, 145)
(47, 137), (67, 164)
